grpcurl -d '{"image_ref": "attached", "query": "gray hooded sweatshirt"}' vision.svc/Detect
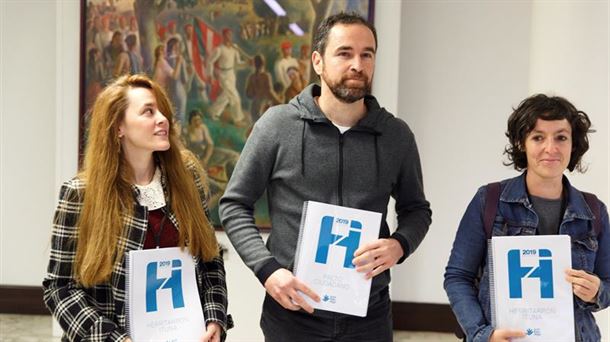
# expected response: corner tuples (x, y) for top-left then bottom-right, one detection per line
(219, 84), (431, 311)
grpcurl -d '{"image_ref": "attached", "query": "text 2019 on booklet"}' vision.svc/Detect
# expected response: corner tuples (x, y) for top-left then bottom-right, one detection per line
(294, 201), (381, 317)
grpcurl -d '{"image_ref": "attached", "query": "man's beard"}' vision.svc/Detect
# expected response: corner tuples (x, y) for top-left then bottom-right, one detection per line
(322, 70), (372, 103)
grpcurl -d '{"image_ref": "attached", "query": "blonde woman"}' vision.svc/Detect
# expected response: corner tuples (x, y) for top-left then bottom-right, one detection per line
(43, 75), (230, 342)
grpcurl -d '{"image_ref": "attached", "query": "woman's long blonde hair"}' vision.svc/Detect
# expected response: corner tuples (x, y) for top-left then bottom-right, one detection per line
(76, 74), (219, 287)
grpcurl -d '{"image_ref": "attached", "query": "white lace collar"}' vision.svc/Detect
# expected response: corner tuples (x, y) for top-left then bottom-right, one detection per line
(135, 167), (166, 210)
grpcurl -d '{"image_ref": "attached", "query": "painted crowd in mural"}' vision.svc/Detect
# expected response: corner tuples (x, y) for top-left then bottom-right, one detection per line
(83, 0), (371, 226)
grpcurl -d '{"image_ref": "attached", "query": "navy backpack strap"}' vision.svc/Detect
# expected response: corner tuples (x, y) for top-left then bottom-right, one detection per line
(483, 182), (501, 239)
(582, 192), (602, 236)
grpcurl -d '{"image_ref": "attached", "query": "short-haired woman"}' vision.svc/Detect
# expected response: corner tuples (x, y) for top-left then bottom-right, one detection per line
(444, 94), (609, 342)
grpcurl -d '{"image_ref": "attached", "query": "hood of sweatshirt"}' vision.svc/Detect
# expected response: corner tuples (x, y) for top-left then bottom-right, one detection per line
(287, 84), (395, 180)
(219, 83), (431, 296)
(289, 84), (395, 134)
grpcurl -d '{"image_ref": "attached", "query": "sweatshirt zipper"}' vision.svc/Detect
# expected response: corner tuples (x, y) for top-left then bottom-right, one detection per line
(338, 133), (344, 206)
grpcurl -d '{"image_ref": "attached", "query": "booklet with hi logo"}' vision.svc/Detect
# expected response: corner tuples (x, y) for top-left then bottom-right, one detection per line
(126, 247), (205, 341)
(489, 235), (574, 341)
(293, 201), (382, 317)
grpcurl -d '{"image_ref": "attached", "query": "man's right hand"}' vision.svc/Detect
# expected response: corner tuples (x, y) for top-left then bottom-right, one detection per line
(489, 329), (526, 342)
(264, 268), (320, 313)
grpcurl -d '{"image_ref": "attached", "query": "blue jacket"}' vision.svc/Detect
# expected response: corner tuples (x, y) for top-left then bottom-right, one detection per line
(444, 173), (609, 342)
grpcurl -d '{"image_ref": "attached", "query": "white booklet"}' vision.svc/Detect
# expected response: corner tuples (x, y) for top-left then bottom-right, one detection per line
(126, 247), (205, 341)
(489, 235), (574, 341)
(293, 201), (382, 317)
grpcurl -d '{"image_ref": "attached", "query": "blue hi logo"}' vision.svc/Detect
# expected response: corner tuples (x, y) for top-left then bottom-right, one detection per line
(507, 249), (554, 299)
(145, 259), (185, 312)
(315, 216), (362, 268)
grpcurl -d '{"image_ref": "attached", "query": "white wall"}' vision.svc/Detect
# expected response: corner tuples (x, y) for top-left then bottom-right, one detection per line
(54, 0), (80, 192)
(372, 0), (402, 115)
(392, 0), (532, 303)
(528, 0), (609, 200)
(528, 0), (609, 337)
(1, 0), (608, 339)
(1, 0), (61, 286)
(217, 232), (266, 341)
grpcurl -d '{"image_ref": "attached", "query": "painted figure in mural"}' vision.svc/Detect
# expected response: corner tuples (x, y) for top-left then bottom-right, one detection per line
(183, 23), (210, 105)
(444, 94), (609, 342)
(127, 16), (139, 51)
(298, 43), (311, 85)
(164, 20), (182, 47)
(206, 28), (248, 126)
(43, 74), (231, 342)
(117, 15), (129, 38)
(283, 66), (305, 102)
(220, 12), (431, 341)
(245, 54), (281, 122)
(94, 15), (113, 57)
(103, 31), (130, 79)
(152, 42), (186, 105)
(166, 37), (190, 124)
(187, 109), (215, 167)
(274, 40), (299, 94)
(125, 33), (143, 75)
(86, 15), (101, 56)
(85, 47), (106, 109)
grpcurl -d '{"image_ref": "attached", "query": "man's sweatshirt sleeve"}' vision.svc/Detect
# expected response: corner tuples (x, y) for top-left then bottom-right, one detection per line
(390, 129), (432, 262)
(218, 115), (283, 285)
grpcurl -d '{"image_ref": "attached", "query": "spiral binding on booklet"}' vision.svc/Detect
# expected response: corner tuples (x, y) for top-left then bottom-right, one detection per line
(291, 200), (381, 316)
(292, 201), (309, 275)
(123, 247), (206, 340)
(487, 239), (497, 328)
(487, 236), (574, 341)
(125, 251), (135, 339)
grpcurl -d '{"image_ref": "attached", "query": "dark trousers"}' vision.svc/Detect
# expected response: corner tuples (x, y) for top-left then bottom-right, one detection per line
(260, 288), (393, 342)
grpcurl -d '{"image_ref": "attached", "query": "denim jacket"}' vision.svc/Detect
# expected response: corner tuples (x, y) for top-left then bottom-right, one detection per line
(444, 173), (609, 342)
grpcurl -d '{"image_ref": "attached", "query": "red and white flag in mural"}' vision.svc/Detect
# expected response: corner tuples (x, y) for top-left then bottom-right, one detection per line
(192, 17), (222, 100)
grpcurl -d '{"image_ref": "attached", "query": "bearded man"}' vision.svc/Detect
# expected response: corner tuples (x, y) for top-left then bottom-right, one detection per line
(219, 12), (432, 342)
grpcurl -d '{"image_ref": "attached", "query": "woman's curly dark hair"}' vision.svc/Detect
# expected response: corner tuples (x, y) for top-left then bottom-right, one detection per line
(504, 94), (593, 172)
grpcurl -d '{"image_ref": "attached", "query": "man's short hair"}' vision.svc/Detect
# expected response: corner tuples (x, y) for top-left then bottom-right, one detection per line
(312, 12), (377, 56)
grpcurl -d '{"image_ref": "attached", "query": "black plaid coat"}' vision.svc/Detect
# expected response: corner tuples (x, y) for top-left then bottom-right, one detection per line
(43, 165), (229, 341)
